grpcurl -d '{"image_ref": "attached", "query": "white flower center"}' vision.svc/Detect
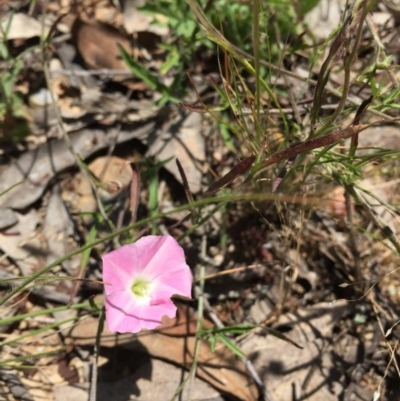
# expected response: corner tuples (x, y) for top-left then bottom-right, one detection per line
(131, 277), (151, 299)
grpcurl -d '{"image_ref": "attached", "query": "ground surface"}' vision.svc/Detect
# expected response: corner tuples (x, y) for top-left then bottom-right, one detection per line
(1, 1), (400, 400)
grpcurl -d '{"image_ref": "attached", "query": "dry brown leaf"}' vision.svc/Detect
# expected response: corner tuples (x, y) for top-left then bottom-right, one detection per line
(54, 357), (220, 401)
(70, 306), (258, 401)
(0, 121), (155, 210)
(71, 18), (133, 76)
(0, 207), (75, 304)
(0, 210), (43, 278)
(66, 156), (133, 218)
(70, 18), (162, 89)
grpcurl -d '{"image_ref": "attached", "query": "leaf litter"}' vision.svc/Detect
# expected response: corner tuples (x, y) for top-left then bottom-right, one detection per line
(0, 0), (400, 401)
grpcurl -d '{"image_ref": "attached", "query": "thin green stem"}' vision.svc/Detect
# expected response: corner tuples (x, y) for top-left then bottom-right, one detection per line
(0, 301), (93, 326)
(252, 0), (261, 140)
(1, 316), (81, 347)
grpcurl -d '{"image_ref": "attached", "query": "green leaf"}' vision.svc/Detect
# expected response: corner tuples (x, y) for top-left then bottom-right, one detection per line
(89, 296), (102, 312)
(118, 44), (180, 103)
(0, 43), (9, 60)
(201, 325), (254, 336)
(160, 46), (180, 75)
(262, 327), (303, 349)
(216, 333), (247, 359)
(119, 44), (159, 90)
(219, 118), (235, 152)
(176, 20), (196, 38)
(208, 334), (217, 352)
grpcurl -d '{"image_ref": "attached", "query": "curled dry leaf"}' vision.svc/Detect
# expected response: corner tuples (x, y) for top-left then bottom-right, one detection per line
(71, 18), (133, 77)
(71, 18), (162, 90)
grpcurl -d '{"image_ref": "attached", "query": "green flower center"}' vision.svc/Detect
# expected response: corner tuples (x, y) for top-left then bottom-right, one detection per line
(131, 278), (150, 298)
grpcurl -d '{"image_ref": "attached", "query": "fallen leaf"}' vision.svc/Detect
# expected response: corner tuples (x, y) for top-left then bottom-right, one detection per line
(358, 176), (400, 235)
(0, 121), (156, 210)
(1, 13), (50, 40)
(0, 207), (18, 230)
(44, 188), (74, 266)
(0, 209), (43, 278)
(70, 306), (258, 401)
(147, 112), (205, 193)
(71, 18), (162, 88)
(71, 18), (133, 74)
(54, 357), (221, 401)
(68, 155), (133, 219)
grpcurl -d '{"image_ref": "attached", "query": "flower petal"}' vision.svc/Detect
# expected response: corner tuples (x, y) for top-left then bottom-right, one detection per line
(139, 237), (191, 286)
(102, 246), (138, 292)
(153, 266), (193, 298)
(105, 289), (177, 333)
(106, 290), (150, 332)
(134, 236), (171, 274)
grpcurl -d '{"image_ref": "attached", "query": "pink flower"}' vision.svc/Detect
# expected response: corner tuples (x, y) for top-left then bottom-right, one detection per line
(102, 235), (192, 333)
